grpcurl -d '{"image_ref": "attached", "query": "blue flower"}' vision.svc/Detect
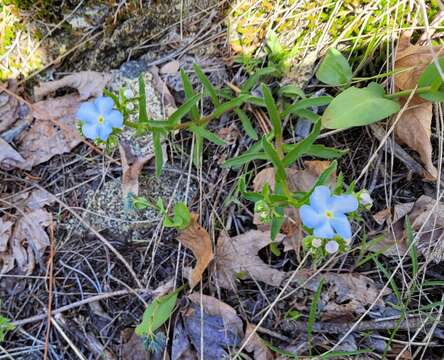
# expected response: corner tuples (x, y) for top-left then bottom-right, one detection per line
(300, 186), (358, 239)
(76, 96), (123, 141)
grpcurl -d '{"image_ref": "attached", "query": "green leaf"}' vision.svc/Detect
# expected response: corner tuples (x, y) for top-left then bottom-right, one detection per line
(316, 48), (352, 86)
(168, 95), (200, 125)
(262, 137), (286, 182)
(153, 131), (163, 176)
(189, 124), (226, 146)
(212, 95), (250, 118)
(0, 315), (14, 342)
(290, 109), (321, 122)
(278, 85), (305, 98)
(223, 151), (268, 168)
(235, 108), (258, 140)
(138, 75), (149, 123)
(242, 67), (279, 93)
(173, 202), (192, 230)
(307, 278), (323, 353)
(193, 64), (220, 106)
(321, 83), (400, 129)
(305, 144), (347, 159)
(261, 84), (281, 137)
(283, 96), (332, 117)
(270, 209), (285, 240)
(135, 288), (182, 336)
(180, 69), (200, 122)
(282, 120), (321, 167)
(418, 58), (444, 102)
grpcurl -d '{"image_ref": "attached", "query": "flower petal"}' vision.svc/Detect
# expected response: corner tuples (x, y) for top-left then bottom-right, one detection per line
(309, 185), (331, 212)
(300, 205), (324, 228)
(76, 102), (99, 123)
(95, 96), (115, 115)
(325, 240), (339, 254)
(330, 214), (352, 239)
(82, 123), (99, 139)
(313, 220), (335, 239)
(329, 194), (358, 214)
(97, 124), (113, 141)
(106, 110), (123, 128)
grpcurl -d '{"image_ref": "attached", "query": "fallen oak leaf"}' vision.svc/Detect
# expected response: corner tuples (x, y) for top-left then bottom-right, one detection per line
(177, 213), (214, 289)
(33, 71), (111, 101)
(213, 230), (286, 291)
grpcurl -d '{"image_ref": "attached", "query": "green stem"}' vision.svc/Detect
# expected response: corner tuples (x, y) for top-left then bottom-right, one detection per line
(384, 86), (432, 99)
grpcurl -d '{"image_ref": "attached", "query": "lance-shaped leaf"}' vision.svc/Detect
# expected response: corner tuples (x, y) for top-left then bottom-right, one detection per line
(138, 75), (148, 123)
(193, 63), (220, 106)
(261, 84), (281, 137)
(189, 125), (226, 146)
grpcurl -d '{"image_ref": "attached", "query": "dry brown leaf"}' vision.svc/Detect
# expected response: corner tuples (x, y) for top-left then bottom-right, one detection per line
(0, 137), (26, 170)
(373, 208), (392, 225)
(394, 32), (443, 180)
(214, 230), (286, 291)
(293, 270), (390, 321)
(0, 80), (19, 132)
(243, 323), (274, 360)
(17, 94), (82, 170)
(160, 60), (180, 75)
(188, 293), (244, 337)
(395, 101), (437, 180)
(0, 189), (54, 274)
(178, 214), (214, 289)
(34, 71), (111, 101)
(253, 161), (335, 249)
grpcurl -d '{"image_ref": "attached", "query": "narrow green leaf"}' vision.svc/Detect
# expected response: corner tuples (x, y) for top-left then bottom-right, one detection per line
(283, 96), (332, 117)
(262, 137), (286, 181)
(305, 144), (347, 159)
(135, 287), (182, 336)
(307, 278), (323, 353)
(168, 94), (200, 125)
(282, 120), (321, 167)
(138, 75), (148, 123)
(290, 109), (321, 122)
(223, 151), (268, 168)
(322, 83), (400, 129)
(180, 69), (200, 121)
(278, 84), (305, 98)
(193, 64), (220, 106)
(270, 209), (285, 241)
(212, 95), (250, 118)
(405, 217), (418, 278)
(189, 124), (226, 146)
(261, 84), (281, 137)
(242, 67), (279, 93)
(153, 131), (163, 176)
(235, 108), (258, 140)
(316, 48), (352, 86)
(192, 134), (203, 168)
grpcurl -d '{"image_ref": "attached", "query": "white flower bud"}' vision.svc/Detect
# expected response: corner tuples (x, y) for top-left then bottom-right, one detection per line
(124, 89), (134, 98)
(325, 240), (339, 254)
(127, 103), (135, 111)
(311, 238), (323, 248)
(359, 190), (373, 207)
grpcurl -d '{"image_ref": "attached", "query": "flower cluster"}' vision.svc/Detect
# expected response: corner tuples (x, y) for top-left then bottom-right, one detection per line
(300, 185), (371, 255)
(76, 96), (123, 141)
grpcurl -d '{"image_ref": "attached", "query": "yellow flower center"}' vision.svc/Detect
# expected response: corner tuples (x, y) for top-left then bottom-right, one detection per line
(97, 115), (105, 124)
(325, 210), (333, 219)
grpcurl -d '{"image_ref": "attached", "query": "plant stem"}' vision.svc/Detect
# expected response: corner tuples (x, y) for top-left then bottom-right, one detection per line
(384, 86), (432, 99)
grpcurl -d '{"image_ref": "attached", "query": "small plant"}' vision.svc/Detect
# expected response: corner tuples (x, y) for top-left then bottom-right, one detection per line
(0, 315), (14, 342)
(74, 49), (444, 262)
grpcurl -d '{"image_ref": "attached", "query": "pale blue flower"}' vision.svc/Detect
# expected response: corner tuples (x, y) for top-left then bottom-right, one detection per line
(300, 186), (358, 239)
(76, 96), (123, 141)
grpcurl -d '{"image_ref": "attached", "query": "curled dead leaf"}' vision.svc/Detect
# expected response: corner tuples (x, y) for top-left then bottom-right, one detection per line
(243, 323), (274, 360)
(0, 189), (55, 274)
(177, 214), (214, 289)
(0, 80), (19, 133)
(394, 101), (437, 180)
(213, 230), (286, 291)
(394, 32), (443, 180)
(292, 270), (390, 321)
(34, 71), (111, 101)
(17, 94), (82, 170)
